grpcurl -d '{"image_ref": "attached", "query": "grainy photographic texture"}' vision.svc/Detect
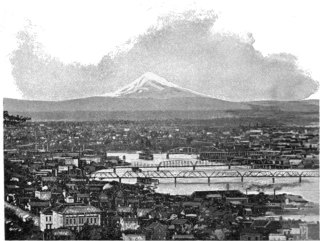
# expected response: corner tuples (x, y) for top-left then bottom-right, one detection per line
(2, 1), (319, 240)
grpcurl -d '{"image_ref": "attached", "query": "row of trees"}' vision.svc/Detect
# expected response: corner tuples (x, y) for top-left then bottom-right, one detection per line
(4, 111), (31, 126)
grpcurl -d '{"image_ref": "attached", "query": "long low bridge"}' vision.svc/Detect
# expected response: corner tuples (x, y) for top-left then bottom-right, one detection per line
(167, 147), (198, 154)
(109, 157), (307, 172)
(91, 170), (319, 186)
(114, 159), (251, 172)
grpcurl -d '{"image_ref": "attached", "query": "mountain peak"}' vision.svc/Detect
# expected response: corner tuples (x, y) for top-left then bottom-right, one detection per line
(102, 72), (212, 99)
(136, 72), (179, 88)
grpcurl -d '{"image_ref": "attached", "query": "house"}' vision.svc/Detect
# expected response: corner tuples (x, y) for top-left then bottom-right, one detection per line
(251, 220), (282, 238)
(225, 196), (249, 205)
(170, 219), (193, 234)
(117, 206), (133, 216)
(47, 228), (76, 240)
(144, 222), (167, 240)
(268, 233), (286, 240)
(27, 201), (50, 214)
(6, 193), (16, 203)
(120, 217), (139, 231)
(137, 208), (153, 218)
(300, 222), (320, 240)
(35, 190), (52, 200)
(65, 196), (75, 203)
(52, 203), (102, 232)
(172, 234), (195, 240)
(244, 208), (253, 216)
(76, 193), (90, 203)
(240, 228), (263, 240)
(206, 193), (222, 201)
(266, 200), (282, 209)
(182, 201), (201, 208)
(98, 192), (110, 208)
(277, 219), (301, 240)
(40, 206), (54, 231)
(66, 183), (77, 190)
(122, 234), (146, 241)
(302, 156), (319, 168)
(285, 194), (308, 207)
(288, 158), (302, 167)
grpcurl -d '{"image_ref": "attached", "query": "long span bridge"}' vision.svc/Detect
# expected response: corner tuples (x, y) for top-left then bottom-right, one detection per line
(91, 170), (319, 186)
(109, 157), (312, 172)
(115, 159), (251, 172)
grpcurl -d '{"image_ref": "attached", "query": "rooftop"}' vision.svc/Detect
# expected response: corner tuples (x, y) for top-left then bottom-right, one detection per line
(53, 204), (101, 214)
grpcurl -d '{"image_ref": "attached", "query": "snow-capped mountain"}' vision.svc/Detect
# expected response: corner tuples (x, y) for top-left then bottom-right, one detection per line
(4, 72), (254, 120)
(102, 72), (211, 99)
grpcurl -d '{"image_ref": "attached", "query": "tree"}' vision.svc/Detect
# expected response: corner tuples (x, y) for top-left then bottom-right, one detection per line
(76, 223), (109, 240)
(186, 137), (193, 146)
(5, 208), (41, 240)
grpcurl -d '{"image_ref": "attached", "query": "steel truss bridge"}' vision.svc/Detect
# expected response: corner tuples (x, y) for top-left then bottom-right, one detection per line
(167, 147), (197, 154)
(111, 159), (250, 172)
(91, 170), (319, 186)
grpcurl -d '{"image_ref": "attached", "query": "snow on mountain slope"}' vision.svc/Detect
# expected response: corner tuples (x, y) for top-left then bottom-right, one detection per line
(102, 72), (212, 99)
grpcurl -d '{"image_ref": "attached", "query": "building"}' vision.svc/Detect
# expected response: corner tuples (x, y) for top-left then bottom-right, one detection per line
(285, 194), (308, 207)
(122, 233), (146, 241)
(144, 222), (167, 240)
(120, 217), (139, 231)
(35, 190), (52, 200)
(225, 196), (249, 205)
(240, 228), (263, 240)
(51, 203), (102, 232)
(40, 207), (54, 231)
(299, 222), (320, 240)
(268, 233), (286, 241)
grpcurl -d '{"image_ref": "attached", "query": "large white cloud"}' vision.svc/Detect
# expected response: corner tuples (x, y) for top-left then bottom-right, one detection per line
(10, 11), (318, 101)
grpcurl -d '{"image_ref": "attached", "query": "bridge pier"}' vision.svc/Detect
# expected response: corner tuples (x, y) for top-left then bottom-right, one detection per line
(157, 166), (160, 171)
(228, 165), (231, 170)
(241, 176), (244, 182)
(208, 177), (210, 186)
(272, 177), (275, 183)
(174, 177), (177, 187)
(299, 176), (302, 183)
(113, 167), (116, 173)
(193, 165), (196, 171)
(119, 177), (122, 184)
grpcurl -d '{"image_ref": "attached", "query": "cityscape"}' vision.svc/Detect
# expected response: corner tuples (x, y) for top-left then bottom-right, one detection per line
(2, 1), (320, 240)
(4, 108), (319, 240)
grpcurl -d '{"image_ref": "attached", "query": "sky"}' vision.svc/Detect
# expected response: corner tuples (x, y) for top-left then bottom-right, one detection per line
(0, 0), (320, 101)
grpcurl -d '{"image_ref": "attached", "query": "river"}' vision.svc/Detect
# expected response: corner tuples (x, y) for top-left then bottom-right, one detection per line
(96, 152), (319, 221)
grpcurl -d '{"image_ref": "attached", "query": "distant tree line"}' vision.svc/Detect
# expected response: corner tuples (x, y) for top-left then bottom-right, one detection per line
(4, 111), (31, 126)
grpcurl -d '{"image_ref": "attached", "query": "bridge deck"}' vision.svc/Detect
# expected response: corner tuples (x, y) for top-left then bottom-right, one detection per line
(91, 170), (319, 179)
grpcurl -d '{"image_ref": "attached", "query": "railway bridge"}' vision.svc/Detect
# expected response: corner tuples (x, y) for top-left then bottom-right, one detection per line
(91, 170), (319, 186)
(167, 147), (197, 155)
(113, 159), (250, 172)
